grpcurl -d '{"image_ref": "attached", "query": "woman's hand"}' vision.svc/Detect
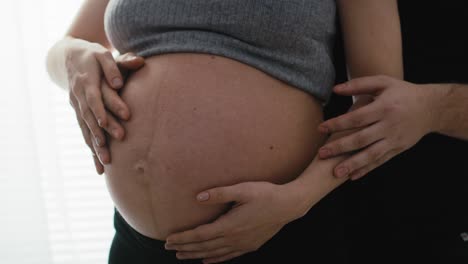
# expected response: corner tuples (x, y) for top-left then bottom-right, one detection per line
(165, 182), (307, 263)
(317, 75), (438, 180)
(65, 40), (145, 174)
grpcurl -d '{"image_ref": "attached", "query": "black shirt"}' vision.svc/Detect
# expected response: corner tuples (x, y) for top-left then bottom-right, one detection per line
(341, 1), (468, 263)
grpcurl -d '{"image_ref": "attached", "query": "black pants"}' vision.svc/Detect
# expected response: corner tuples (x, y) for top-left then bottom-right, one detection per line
(108, 186), (350, 264)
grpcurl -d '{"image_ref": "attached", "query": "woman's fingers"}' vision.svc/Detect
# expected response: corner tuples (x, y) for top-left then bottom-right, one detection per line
(77, 97), (110, 166)
(319, 122), (384, 159)
(318, 102), (381, 134)
(166, 221), (225, 245)
(70, 95), (105, 174)
(71, 73), (108, 128)
(166, 237), (226, 252)
(78, 98), (107, 148)
(94, 50), (123, 89)
(202, 251), (244, 264)
(102, 111), (125, 140)
(92, 136), (111, 164)
(92, 153), (105, 175)
(84, 82), (108, 128)
(70, 94), (95, 150)
(196, 184), (249, 204)
(115, 52), (145, 76)
(101, 81), (130, 120)
(175, 247), (232, 260)
(333, 139), (390, 178)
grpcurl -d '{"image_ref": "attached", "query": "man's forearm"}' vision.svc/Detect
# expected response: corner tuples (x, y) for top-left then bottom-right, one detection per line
(431, 83), (468, 141)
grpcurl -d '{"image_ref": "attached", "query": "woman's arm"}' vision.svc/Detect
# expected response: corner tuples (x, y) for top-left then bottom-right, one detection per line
(164, 1), (403, 263)
(46, 0), (116, 89)
(45, 0), (144, 174)
(338, 0), (403, 79)
(292, 0), (403, 188)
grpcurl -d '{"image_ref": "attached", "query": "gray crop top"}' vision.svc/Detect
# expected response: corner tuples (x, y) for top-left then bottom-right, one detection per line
(104, 0), (336, 102)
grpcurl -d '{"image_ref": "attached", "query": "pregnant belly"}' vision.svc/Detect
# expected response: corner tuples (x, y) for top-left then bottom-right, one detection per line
(103, 53), (326, 240)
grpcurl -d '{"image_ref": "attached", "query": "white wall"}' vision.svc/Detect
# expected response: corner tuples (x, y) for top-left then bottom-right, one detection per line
(0, 1), (115, 263)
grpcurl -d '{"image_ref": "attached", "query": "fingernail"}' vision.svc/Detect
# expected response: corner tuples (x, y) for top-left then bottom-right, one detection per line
(197, 192), (210, 201)
(318, 125), (329, 134)
(336, 83), (347, 90)
(112, 77), (123, 88)
(95, 137), (102, 147)
(97, 118), (103, 127)
(96, 152), (103, 163)
(164, 243), (172, 250)
(336, 167), (349, 178)
(112, 128), (120, 139)
(100, 153), (109, 164)
(118, 110), (127, 119)
(319, 148), (331, 158)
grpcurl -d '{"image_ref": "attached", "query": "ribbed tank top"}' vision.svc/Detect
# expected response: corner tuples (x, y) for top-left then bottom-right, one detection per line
(104, 0), (336, 102)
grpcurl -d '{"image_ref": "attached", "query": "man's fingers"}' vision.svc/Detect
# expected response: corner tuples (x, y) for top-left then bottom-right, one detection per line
(196, 184), (247, 204)
(349, 150), (397, 180)
(333, 139), (390, 178)
(202, 251), (244, 264)
(333, 75), (391, 96)
(319, 122), (384, 159)
(319, 103), (381, 134)
(95, 50), (123, 89)
(176, 247), (233, 260)
(101, 82), (130, 120)
(102, 111), (125, 140)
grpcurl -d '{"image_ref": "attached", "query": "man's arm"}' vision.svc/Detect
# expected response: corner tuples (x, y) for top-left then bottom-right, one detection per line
(432, 83), (468, 141)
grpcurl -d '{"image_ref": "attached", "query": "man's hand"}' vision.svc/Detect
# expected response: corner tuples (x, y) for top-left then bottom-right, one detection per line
(165, 182), (306, 264)
(318, 75), (438, 180)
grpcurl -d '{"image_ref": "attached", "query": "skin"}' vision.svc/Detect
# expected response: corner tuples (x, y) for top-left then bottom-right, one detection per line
(318, 77), (468, 180)
(67, 52), (145, 173)
(46, 0), (145, 174)
(100, 52), (326, 239)
(47, 0), (327, 244)
(49, 0), (462, 263)
(165, 0), (404, 262)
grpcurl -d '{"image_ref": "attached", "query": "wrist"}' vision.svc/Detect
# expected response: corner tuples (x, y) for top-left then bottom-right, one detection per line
(281, 175), (319, 221)
(421, 83), (453, 134)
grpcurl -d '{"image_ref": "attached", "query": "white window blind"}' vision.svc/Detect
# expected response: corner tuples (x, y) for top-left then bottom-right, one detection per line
(1, 1), (116, 263)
